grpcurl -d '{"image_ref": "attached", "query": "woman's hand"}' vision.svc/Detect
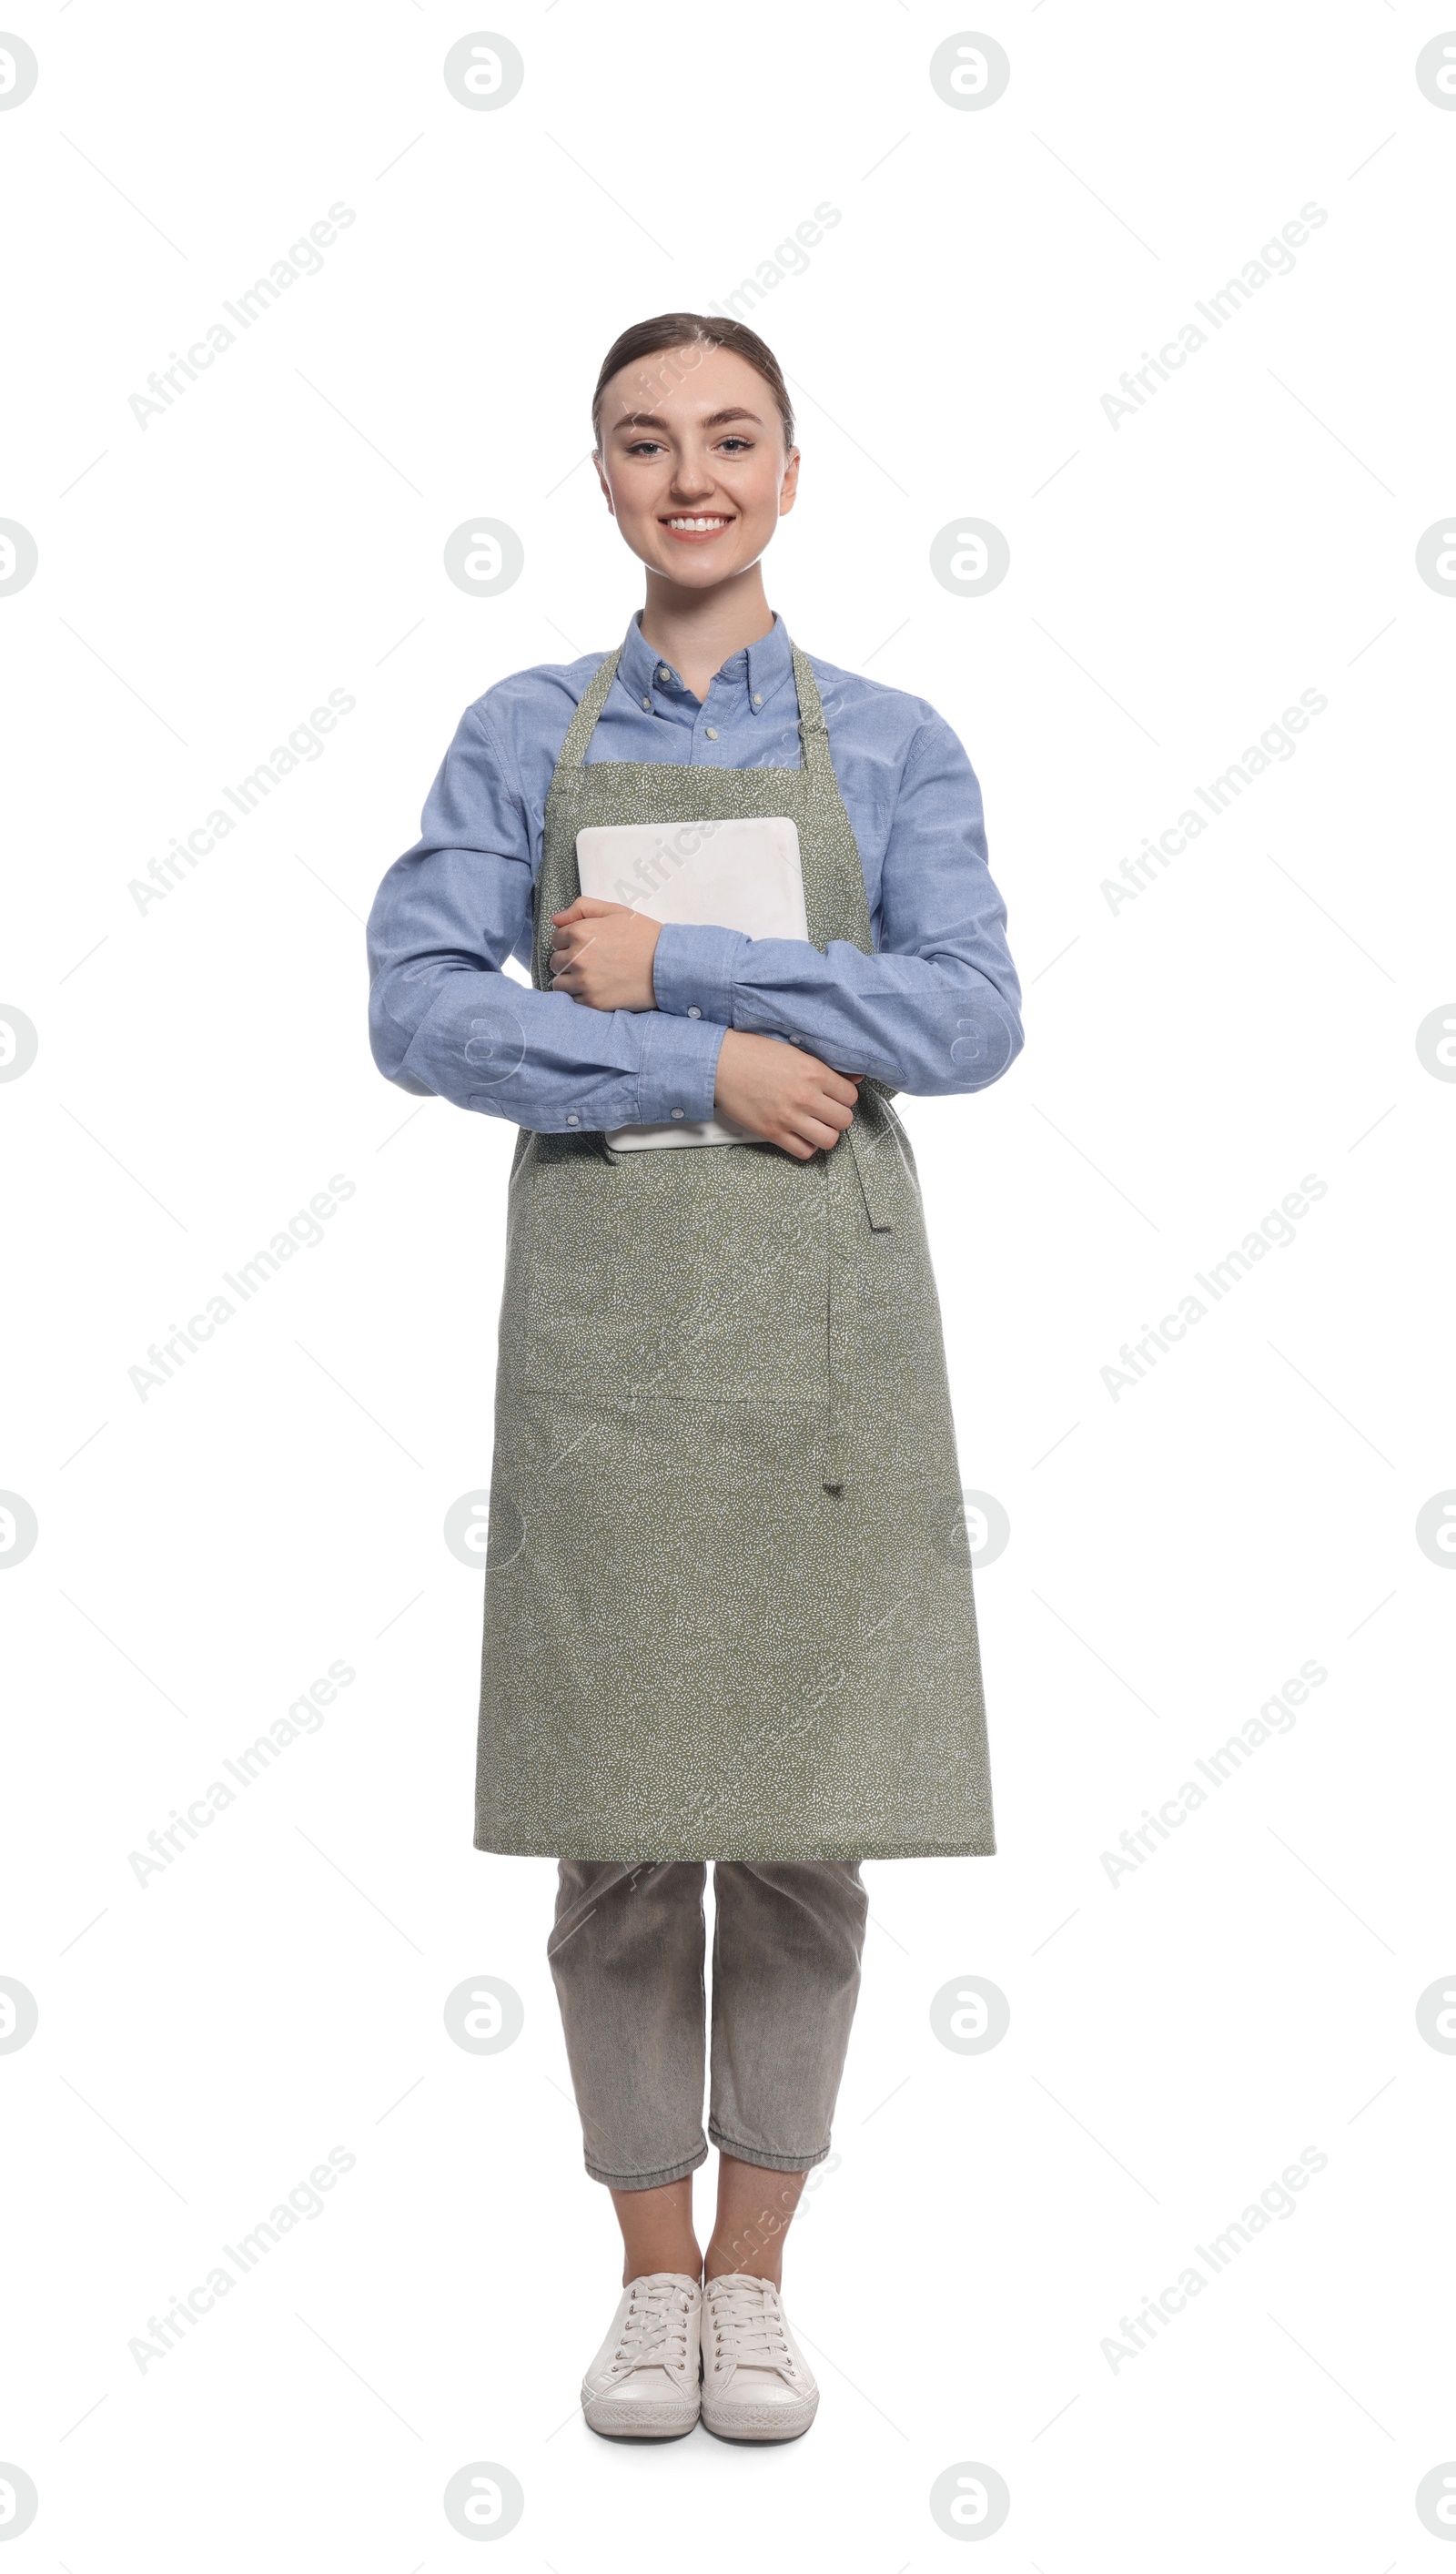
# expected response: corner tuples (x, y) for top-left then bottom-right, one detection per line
(549, 897), (661, 1011)
(713, 1029), (859, 1160)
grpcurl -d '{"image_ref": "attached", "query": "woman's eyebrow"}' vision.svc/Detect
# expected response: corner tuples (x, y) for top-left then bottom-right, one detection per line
(609, 407), (765, 434)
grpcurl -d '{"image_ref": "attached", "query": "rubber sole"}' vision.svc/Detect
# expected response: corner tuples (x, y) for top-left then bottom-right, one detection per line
(587, 2421), (698, 2443)
(700, 2401), (818, 2446)
(581, 2392), (701, 2443)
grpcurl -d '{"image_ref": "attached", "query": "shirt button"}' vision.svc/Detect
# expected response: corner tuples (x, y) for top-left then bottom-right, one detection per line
(657, 666), (672, 683)
(752, 692), (763, 707)
(566, 1113), (580, 1125)
(704, 725), (718, 740)
(687, 1005), (702, 1018)
(641, 694), (652, 710)
(670, 1107), (685, 1120)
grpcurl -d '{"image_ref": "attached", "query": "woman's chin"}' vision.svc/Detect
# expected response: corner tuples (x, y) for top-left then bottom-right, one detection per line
(650, 546), (773, 593)
(648, 545), (739, 582)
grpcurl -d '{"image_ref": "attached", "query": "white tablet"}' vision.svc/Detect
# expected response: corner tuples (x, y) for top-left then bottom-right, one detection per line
(575, 817), (806, 1149)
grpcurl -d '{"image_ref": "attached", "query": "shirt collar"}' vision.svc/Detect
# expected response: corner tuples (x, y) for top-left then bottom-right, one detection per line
(616, 606), (795, 721)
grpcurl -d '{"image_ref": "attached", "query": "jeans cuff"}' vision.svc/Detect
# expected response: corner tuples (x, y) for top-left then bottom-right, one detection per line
(708, 2129), (833, 2174)
(585, 2142), (710, 2192)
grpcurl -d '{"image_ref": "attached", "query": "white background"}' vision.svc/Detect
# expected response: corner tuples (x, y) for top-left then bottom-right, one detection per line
(4, 0), (1455, 2564)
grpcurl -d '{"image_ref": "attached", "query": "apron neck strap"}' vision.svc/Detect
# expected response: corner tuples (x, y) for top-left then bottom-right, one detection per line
(552, 648), (622, 778)
(790, 645), (834, 780)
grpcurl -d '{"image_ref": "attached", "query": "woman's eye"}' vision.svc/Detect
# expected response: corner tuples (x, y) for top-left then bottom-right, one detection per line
(719, 438), (752, 454)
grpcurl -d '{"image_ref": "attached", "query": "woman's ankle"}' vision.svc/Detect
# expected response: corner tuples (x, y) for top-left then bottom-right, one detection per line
(621, 2249), (701, 2288)
(703, 2240), (784, 2285)
(610, 2175), (700, 2285)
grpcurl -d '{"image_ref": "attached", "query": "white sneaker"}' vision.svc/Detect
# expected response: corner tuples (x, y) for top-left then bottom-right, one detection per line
(701, 2272), (819, 2442)
(581, 2272), (703, 2440)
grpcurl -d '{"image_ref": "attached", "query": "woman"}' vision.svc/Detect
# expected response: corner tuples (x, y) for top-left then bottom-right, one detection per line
(367, 313), (1023, 2445)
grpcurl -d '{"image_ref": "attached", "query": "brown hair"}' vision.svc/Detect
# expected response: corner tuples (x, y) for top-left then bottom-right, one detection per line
(591, 312), (794, 455)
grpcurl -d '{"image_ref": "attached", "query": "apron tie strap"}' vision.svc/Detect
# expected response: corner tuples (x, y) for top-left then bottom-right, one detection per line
(844, 1090), (899, 1234)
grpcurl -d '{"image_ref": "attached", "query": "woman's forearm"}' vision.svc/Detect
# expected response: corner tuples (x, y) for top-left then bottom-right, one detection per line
(650, 923), (1023, 1094)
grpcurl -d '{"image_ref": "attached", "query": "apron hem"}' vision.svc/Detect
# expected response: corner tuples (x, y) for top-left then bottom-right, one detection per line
(474, 1833), (997, 1863)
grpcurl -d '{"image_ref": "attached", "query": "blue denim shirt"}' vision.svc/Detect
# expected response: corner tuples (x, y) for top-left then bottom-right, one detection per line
(366, 608), (1023, 1130)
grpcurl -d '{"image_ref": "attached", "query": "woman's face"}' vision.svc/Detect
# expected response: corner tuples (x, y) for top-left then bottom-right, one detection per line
(593, 343), (798, 589)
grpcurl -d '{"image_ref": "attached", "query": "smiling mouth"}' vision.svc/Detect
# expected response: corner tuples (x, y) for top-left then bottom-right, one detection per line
(660, 515), (734, 537)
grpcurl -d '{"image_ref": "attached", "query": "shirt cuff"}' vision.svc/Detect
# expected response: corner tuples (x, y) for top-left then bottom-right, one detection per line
(651, 922), (745, 1029)
(635, 1008), (727, 1126)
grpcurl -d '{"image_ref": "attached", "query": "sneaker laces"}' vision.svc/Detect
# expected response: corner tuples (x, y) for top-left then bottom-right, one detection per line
(706, 2275), (795, 2378)
(610, 2277), (693, 2380)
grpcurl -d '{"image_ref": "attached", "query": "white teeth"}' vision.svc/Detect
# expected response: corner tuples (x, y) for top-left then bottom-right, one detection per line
(665, 517), (729, 531)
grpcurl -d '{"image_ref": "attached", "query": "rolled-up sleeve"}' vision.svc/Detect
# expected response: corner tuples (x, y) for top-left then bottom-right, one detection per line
(367, 702), (725, 1130)
(649, 713), (1023, 1095)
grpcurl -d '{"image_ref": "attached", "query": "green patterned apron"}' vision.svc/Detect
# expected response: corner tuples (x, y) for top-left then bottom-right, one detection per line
(473, 644), (995, 1863)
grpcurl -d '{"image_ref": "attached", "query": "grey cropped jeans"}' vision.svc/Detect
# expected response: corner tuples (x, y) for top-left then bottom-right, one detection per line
(548, 1860), (869, 2190)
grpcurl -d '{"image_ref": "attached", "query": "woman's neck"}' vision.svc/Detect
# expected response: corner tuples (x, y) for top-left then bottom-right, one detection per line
(638, 568), (774, 705)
